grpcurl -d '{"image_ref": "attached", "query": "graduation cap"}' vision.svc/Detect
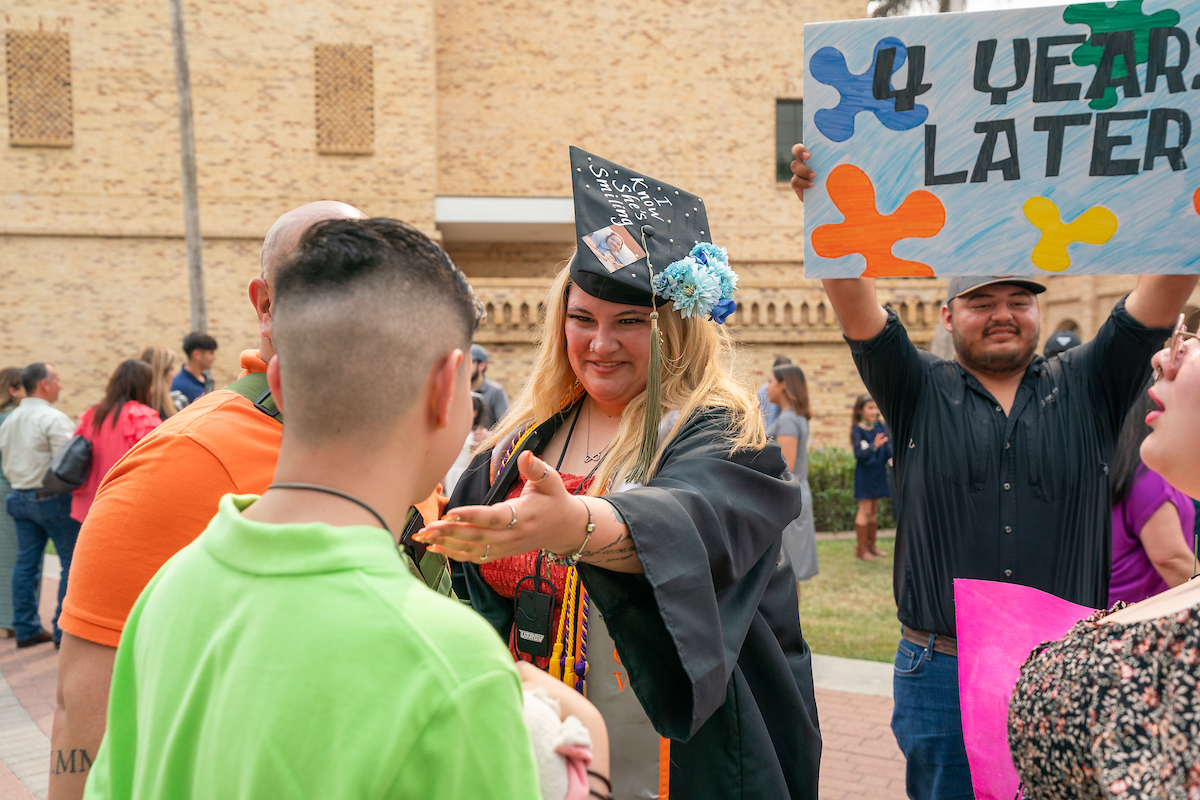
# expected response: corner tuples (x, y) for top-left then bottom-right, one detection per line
(569, 147), (739, 481)
(569, 146), (709, 303)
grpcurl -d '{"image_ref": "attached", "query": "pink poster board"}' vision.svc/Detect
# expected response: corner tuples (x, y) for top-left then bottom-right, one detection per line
(954, 578), (1097, 800)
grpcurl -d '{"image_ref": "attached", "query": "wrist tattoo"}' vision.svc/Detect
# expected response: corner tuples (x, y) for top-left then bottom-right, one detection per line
(52, 748), (92, 775)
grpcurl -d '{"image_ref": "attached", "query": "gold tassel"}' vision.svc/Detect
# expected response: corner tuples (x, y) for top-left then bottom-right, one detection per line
(549, 642), (564, 680)
(628, 310), (663, 484)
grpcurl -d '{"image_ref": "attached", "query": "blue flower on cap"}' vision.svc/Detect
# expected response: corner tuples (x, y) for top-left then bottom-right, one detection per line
(654, 243), (739, 323)
(660, 259), (721, 319)
(709, 298), (737, 324)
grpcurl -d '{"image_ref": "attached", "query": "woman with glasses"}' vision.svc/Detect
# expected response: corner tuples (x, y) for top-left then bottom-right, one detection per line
(1010, 314), (1200, 800)
(1108, 387), (1197, 605)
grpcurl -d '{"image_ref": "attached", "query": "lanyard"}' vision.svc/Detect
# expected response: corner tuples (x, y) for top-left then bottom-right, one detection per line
(554, 401), (606, 492)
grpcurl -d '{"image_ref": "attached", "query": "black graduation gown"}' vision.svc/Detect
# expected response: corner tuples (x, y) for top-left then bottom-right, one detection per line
(449, 408), (823, 799)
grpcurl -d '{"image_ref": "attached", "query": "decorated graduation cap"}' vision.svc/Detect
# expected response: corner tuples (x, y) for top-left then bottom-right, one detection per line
(569, 146), (739, 481)
(569, 146), (737, 321)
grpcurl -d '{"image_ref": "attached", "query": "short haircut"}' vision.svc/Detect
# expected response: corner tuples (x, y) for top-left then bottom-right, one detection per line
(773, 355), (793, 368)
(21, 363), (49, 395)
(272, 218), (483, 442)
(182, 332), (218, 357)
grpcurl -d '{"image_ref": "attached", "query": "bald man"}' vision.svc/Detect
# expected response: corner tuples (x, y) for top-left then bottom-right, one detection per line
(49, 203), (449, 799)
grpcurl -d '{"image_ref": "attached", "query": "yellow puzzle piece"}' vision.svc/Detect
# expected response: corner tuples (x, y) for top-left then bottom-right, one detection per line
(1022, 197), (1118, 273)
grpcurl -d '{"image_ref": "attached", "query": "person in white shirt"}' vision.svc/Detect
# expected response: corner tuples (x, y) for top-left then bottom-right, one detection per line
(0, 363), (79, 648)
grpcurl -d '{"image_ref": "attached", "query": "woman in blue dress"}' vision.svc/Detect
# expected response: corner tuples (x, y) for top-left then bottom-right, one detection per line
(851, 394), (891, 562)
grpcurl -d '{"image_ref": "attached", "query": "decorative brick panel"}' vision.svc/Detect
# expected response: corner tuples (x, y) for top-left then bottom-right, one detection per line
(5, 31), (73, 147)
(314, 43), (374, 155)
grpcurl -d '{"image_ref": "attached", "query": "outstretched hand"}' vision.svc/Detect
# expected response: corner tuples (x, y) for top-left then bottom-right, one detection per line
(416, 451), (590, 563)
(791, 143), (816, 201)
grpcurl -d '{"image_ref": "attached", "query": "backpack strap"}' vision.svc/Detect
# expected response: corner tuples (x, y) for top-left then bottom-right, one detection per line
(223, 372), (283, 424)
(401, 509), (455, 599)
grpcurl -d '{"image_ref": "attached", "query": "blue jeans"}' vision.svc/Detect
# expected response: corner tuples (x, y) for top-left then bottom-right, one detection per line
(5, 491), (78, 641)
(891, 637), (974, 800)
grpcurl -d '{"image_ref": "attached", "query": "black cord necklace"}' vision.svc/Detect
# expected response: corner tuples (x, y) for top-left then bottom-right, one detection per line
(267, 482), (391, 534)
(553, 399), (610, 490)
(555, 402), (585, 471)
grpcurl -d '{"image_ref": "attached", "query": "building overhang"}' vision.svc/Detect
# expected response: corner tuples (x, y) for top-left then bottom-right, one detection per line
(434, 196), (574, 243)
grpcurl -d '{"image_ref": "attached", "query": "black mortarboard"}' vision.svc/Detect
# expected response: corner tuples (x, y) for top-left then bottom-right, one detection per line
(570, 146), (712, 308)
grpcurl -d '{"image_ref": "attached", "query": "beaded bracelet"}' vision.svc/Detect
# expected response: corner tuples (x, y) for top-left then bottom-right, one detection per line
(545, 497), (594, 567)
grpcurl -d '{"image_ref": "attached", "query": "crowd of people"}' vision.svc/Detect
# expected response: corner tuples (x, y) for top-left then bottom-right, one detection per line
(0, 141), (1192, 800)
(0, 336), (219, 650)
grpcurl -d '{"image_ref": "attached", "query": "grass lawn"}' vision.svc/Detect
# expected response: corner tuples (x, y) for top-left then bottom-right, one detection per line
(799, 538), (899, 663)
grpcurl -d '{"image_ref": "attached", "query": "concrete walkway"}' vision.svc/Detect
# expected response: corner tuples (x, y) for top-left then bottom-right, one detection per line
(0, 557), (62, 800)
(0, 559), (908, 800)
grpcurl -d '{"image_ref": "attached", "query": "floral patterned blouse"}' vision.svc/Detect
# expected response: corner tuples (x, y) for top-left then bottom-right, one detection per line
(1008, 601), (1200, 799)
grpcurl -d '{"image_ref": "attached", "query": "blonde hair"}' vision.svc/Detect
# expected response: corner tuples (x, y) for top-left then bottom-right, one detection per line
(480, 260), (765, 492)
(139, 346), (178, 419)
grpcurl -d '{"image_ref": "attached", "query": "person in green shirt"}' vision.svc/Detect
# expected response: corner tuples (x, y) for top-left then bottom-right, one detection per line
(84, 218), (608, 799)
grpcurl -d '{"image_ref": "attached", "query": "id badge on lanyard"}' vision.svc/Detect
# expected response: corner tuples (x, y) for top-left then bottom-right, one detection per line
(514, 552), (555, 659)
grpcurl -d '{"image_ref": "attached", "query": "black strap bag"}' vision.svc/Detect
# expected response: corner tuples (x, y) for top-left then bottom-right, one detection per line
(42, 434), (93, 495)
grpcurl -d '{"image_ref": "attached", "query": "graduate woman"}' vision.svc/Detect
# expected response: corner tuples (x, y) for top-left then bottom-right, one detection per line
(419, 149), (822, 800)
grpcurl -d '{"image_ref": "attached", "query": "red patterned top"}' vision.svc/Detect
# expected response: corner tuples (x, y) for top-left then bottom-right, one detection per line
(480, 472), (594, 665)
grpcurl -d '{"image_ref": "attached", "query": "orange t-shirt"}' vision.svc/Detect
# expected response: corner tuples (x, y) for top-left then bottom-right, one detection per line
(60, 351), (282, 647)
(61, 350), (442, 647)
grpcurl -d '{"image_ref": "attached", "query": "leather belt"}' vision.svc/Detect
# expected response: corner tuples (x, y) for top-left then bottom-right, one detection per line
(902, 624), (958, 658)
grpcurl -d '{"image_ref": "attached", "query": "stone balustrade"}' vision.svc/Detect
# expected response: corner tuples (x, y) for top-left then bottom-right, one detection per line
(467, 275), (947, 348)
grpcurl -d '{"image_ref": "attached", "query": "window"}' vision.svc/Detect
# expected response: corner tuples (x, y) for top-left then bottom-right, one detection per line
(6, 31), (73, 147)
(314, 44), (374, 155)
(775, 99), (803, 182)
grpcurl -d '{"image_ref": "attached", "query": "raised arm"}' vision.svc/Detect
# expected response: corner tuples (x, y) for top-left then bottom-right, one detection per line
(1125, 275), (1200, 330)
(822, 279), (890, 341)
(790, 143), (889, 341)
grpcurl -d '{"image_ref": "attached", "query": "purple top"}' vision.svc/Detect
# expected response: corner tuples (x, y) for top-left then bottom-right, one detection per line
(1109, 466), (1196, 605)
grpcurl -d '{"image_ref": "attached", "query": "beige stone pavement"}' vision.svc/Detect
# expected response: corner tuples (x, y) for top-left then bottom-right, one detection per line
(0, 569), (907, 800)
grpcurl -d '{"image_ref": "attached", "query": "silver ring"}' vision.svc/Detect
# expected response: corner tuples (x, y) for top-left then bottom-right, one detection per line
(536, 465), (551, 482)
(503, 501), (518, 529)
(481, 544), (491, 562)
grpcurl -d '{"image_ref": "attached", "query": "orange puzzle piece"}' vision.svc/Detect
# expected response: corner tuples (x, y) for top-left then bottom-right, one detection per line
(812, 164), (946, 277)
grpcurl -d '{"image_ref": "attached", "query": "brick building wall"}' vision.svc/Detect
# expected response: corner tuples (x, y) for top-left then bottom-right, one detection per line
(1, 0), (437, 412)
(4, 0), (1195, 446)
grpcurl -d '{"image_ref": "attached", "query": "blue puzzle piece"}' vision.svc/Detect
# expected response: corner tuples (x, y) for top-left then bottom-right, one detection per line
(811, 37), (930, 143)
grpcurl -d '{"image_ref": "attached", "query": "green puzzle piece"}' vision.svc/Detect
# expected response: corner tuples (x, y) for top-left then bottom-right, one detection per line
(1063, 0), (1181, 110)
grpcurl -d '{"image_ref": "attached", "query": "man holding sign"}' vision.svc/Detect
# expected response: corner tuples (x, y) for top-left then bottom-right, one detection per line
(792, 142), (1196, 800)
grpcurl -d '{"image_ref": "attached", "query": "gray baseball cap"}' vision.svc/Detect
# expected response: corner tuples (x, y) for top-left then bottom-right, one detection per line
(945, 275), (1047, 304)
(470, 343), (488, 363)
(1044, 330), (1082, 358)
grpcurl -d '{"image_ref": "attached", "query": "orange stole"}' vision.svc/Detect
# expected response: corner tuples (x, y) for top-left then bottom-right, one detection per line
(659, 737), (670, 798)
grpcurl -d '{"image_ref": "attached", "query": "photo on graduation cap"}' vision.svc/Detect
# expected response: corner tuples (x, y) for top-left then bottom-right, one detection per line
(581, 225), (647, 273)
